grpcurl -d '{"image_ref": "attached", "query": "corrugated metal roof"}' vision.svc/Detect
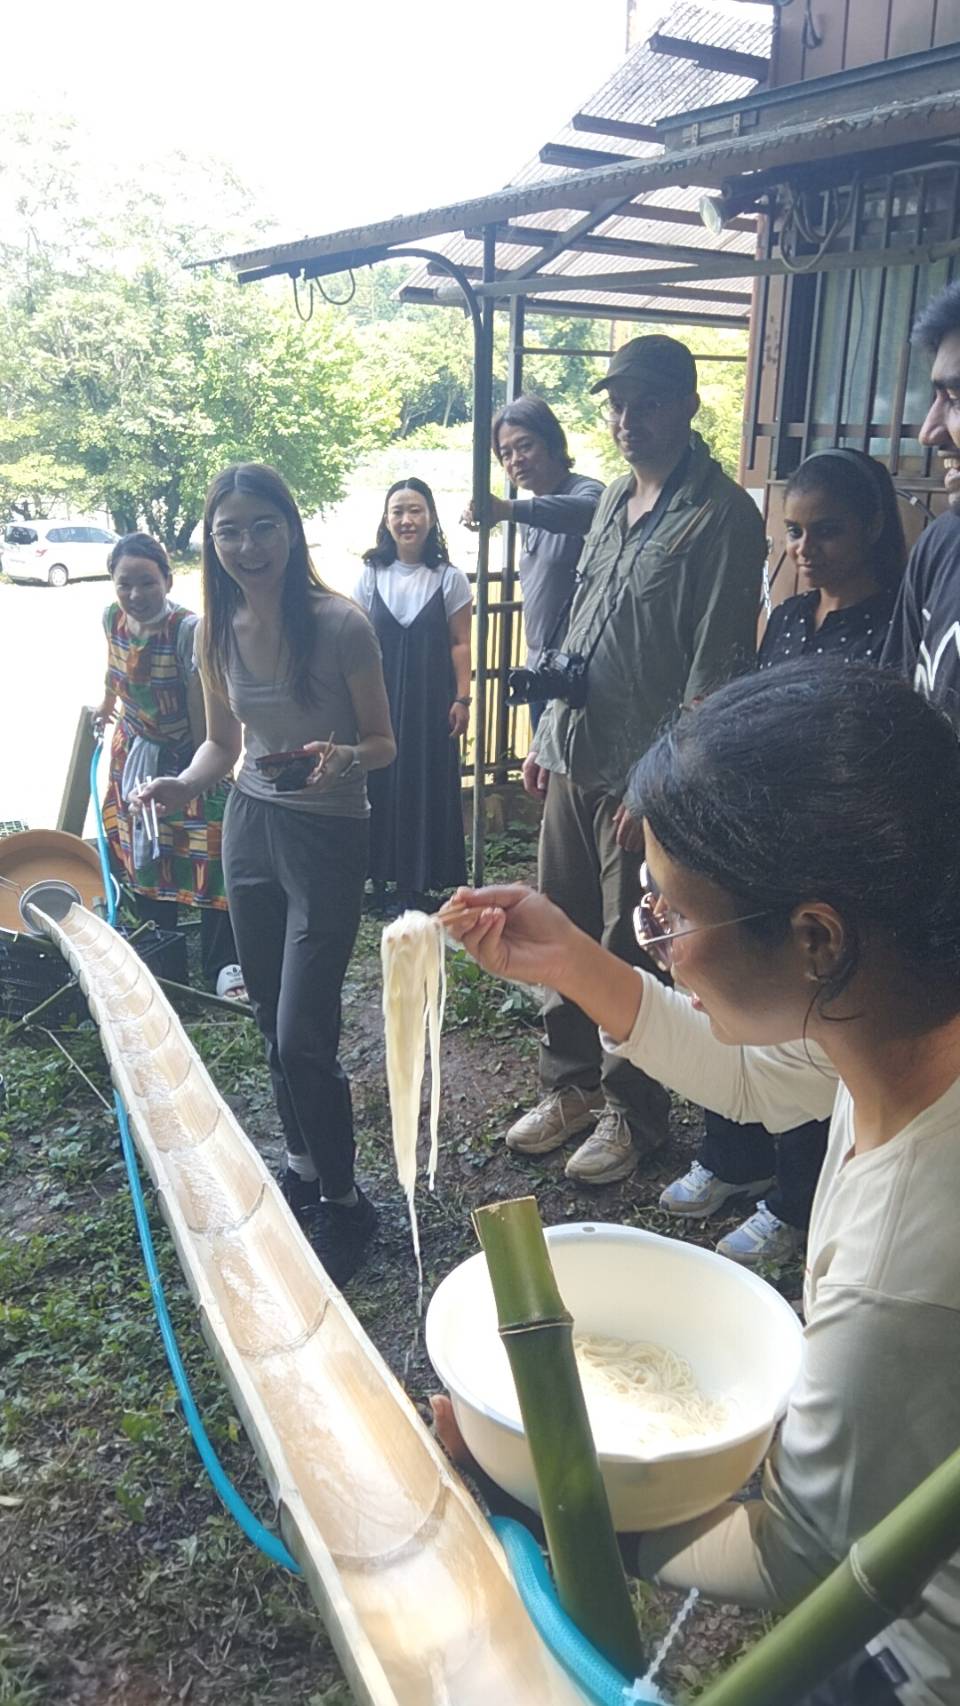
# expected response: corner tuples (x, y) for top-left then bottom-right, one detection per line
(398, 1), (771, 323)
(199, 25), (960, 322)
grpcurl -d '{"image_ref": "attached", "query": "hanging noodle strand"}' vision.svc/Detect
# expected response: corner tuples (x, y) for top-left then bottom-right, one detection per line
(381, 911), (447, 1305)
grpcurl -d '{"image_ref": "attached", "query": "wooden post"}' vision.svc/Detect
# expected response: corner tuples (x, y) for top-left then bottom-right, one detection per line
(57, 709), (96, 835)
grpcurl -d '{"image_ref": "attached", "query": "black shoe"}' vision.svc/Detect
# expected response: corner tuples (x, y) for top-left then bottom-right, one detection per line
(308, 1188), (378, 1287)
(279, 1168), (321, 1225)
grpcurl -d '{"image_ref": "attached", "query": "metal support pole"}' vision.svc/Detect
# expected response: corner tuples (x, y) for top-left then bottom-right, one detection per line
(470, 227), (497, 886)
(495, 294), (525, 784)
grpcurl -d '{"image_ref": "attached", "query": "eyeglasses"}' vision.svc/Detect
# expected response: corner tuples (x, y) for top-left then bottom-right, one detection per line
(211, 519), (287, 551)
(633, 861), (771, 973)
(605, 394), (665, 419)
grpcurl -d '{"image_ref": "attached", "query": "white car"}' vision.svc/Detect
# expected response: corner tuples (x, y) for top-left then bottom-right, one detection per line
(2, 520), (119, 587)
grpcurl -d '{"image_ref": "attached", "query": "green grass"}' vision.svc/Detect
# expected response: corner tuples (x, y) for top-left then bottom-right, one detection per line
(0, 1017), (340, 1704)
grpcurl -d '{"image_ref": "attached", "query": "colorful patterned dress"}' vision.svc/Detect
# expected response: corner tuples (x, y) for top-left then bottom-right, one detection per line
(100, 601), (229, 908)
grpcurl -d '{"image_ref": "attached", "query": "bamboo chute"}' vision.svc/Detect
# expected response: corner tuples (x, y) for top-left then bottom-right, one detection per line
(37, 902), (586, 1706)
(474, 1196), (644, 1679)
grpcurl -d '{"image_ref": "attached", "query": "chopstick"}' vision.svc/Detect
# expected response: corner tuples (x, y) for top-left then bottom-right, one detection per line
(141, 777), (161, 859)
(316, 730), (336, 776)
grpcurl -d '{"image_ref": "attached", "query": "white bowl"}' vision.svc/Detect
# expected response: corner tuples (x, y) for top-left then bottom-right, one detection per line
(425, 1222), (803, 1531)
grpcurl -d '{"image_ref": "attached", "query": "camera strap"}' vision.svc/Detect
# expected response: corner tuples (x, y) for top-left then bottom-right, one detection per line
(577, 448), (691, 669)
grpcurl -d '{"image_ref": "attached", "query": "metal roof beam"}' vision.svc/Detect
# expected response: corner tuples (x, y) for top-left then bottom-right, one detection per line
(519, 346), (747, 360)
(502, 195), (638, 281)
(539, 143), (635, 169)
(473, 231), (960, 297)
(647, 32), (769, 83)
(467, 222), (752, 262)
(425, 261), (751, 306)
(196, 88), (960, 280)
(619, 201), (756, 232)
(495, 298), (749, 329)
(400, 286), (748, 328)
(571, 114), (660, 142)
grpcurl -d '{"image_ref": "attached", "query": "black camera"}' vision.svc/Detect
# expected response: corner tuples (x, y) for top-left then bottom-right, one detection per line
(507, 648), (589, 710)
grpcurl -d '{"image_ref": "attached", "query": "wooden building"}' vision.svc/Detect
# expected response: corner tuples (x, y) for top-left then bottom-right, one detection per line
(742, 0), (960, 595)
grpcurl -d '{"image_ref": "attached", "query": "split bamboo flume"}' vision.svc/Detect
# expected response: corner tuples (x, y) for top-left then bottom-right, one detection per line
(39, 903), (585, 1706)
(473, 1197), (644, 1679)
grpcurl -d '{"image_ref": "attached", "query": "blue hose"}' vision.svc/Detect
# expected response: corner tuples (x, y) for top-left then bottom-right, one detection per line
(88, 743), (300, 1574)
(491, 1518), (664, 1706)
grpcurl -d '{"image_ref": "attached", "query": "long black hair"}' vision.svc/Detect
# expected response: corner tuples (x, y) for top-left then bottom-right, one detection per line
(492, 395), (573, 470)
(626, 661), (960, 1016)
(200, 463), (336, 709)
(363, 477), (450, 571)
(108, 532), (172, 580)
(784, 449), (907, 592)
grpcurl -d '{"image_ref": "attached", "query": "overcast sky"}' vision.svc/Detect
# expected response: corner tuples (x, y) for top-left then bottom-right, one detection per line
(4, 0), (759, 245)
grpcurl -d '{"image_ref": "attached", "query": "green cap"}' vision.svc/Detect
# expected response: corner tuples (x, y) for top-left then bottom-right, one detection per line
(590, 334), (698, 396)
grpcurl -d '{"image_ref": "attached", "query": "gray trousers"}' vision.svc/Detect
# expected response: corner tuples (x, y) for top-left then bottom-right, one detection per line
(222, 790), (368, 1198)
(537, 773), (670, 1138)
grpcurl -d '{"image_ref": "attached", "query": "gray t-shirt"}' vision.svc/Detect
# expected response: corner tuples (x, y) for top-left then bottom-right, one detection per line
(511, 472), (604, 664)
(225, 593), (382, 818)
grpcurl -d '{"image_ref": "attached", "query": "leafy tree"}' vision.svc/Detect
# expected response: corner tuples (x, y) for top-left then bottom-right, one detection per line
(0, 114), (382, 545)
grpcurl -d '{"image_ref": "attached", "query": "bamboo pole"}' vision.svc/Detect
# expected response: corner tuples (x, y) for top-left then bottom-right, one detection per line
(156, 976), (253, 1018)
(699, 1443), (960, 1706)
(473, 1196), (643, 1677)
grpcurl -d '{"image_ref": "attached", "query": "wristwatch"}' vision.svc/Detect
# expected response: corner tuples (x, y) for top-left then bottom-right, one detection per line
(455, 696), (472, 707)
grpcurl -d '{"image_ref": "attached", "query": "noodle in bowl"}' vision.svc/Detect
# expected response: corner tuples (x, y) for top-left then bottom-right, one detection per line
(425, 1222), (804, 1530)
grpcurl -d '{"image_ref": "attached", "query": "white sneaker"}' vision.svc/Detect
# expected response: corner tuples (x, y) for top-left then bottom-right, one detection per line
(565, 1108), (638, 1184)
(659, 1160), (775, 1218)
(506, 1087), (603, 1155)
(216, 963), (247, 1001)
(716, 1201), (804, 1267)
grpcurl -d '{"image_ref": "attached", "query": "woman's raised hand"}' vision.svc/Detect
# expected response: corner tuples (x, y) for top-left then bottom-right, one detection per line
(441, 884), (574, 987)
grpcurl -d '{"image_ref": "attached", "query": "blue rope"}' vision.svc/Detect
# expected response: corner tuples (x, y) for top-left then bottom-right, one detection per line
(88, 743), (300, 1574)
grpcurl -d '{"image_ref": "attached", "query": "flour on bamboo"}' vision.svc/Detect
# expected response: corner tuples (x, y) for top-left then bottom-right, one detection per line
(381, 911), (446, 1301)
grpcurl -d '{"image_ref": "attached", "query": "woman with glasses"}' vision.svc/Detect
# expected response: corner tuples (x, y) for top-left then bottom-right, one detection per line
(354, 478), (471, 916)
(660, 448), (908, 1267)
(135, 464), (395, 1286)
(441, 662), (960, 1705)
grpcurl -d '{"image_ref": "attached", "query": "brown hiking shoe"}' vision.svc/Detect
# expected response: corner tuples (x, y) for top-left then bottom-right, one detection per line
(564, 1108), (649, 1184)
(505, 1087), (603, 1155)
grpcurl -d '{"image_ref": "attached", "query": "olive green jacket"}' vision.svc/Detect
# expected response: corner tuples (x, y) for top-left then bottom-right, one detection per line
(532, 431), (767, 795)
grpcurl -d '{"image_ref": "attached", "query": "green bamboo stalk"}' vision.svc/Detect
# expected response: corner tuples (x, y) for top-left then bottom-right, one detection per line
(699, 1442), (960, 1706)
(473, 1196), (644, 1677)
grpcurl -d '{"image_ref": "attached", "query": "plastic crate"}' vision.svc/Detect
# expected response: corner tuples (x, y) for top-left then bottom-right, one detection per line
(0, 926), (184, 1025)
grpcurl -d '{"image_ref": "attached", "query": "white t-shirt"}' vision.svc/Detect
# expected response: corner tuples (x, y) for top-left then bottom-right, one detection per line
(605, 975), (960, 1705)
(352, 560), (471, 628)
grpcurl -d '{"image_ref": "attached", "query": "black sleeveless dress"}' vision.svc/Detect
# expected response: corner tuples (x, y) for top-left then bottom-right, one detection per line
(367, 581), (468, 894)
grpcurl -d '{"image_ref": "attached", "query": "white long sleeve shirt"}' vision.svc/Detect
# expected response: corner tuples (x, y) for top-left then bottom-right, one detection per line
(604, 974), (960, 1705)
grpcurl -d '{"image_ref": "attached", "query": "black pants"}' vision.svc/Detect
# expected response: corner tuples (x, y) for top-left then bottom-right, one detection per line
(133, 894), (237, 989)
(794, 1650), (900, 1704)
(702, 1109), (829, 1232)
(537, 774), (670, 1136)
(222, 790), (368, 1198)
